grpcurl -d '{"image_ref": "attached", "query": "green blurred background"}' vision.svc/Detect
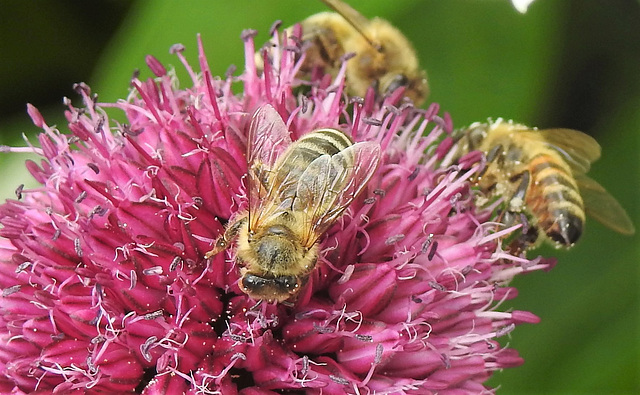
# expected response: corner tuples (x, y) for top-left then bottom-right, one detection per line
(1, 1), (638, 393)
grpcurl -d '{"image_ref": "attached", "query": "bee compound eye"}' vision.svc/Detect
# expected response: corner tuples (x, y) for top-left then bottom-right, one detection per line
(241, 274), (267, 289)
(275, 276), (299, 291)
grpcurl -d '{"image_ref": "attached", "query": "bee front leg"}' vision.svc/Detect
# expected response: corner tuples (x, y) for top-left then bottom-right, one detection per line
(205, 216), (247, 259)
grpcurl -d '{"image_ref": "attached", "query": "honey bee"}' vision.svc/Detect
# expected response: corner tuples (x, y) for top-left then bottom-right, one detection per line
(261, 0), (428, 105)
(453, 119), (635, 249)
(206, 104), (381, 302)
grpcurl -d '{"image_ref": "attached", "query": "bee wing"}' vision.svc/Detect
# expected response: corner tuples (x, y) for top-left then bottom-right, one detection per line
(537, 129), (601, 174)
(293, 141), (381, 247)
(247, 104), (292, 167)
(247, 105), (293, 230)
(320, 0), (382, 51)
(577, 175), (635, 235)
(321, 0), (371, 31)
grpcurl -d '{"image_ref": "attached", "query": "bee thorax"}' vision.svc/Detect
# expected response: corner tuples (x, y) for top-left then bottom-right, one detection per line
(265, 224), (292, 236)
(253, 228), (299, 270)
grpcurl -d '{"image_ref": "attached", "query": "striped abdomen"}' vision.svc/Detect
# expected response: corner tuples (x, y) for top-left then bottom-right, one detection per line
(270, 128), (354, 201)
(281, 128), (353, 166)
(526, 153), (585, 246)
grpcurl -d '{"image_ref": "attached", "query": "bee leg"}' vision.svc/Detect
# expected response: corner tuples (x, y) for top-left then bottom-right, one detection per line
(519, 214), (539, 245)
(495, 170), (529, 226)
(507, 171), (539, 251)
(477, 144), (503, 179)
(249, 299), (264, 311)
(205, 216), (247, 259)
(502, 210), (516, 227)
(485, 143), (502, 163)
(507, 170), (530, 213)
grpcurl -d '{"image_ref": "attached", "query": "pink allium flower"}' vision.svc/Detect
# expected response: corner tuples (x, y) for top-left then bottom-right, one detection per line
(0, 26), (553, 394)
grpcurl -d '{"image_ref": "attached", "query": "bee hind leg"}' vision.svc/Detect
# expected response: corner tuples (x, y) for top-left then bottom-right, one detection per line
(506, 171), (540, 251)
(507, 170), (530, 213)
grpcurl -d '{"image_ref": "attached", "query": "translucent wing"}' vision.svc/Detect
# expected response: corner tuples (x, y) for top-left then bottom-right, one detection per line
(537, 128), (602, 175)
(320, 0), (379, 50)
(321, 0), (371, 32)
(293, 141), (381, 247)
(577, 175), (635, 235)
(246, 105), (292, 230)
(247, 104), (292, 168)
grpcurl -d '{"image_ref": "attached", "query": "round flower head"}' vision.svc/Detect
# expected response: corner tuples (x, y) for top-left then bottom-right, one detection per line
(0, 25), (553, 393)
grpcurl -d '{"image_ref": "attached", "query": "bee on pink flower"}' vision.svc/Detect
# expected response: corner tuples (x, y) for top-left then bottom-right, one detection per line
(0, 20), (552, 395)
